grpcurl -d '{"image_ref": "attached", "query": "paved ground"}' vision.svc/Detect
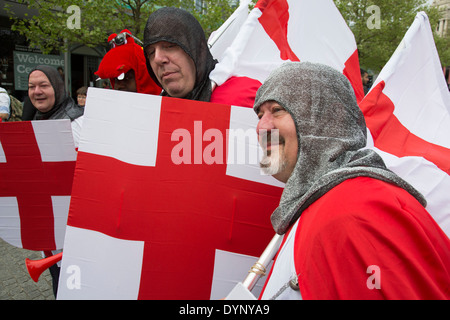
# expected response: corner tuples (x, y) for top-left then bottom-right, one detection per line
(0, 238), (55, 300)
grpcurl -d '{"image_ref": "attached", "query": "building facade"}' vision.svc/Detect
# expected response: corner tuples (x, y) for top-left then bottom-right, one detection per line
(432, 0), (450, 89)
(434, 0), (450, 36)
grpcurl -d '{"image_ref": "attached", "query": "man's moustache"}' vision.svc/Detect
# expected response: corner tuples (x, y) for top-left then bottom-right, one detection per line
(260, 130), (284, 151)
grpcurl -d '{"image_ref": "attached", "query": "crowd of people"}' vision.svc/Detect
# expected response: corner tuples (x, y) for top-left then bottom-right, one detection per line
(1, 6), (449, 300)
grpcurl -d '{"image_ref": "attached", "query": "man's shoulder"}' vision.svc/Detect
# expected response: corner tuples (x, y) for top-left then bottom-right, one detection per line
(314, 176), (405, 210)
(63, 98), (85, 120)
(300, 176), (425, 234)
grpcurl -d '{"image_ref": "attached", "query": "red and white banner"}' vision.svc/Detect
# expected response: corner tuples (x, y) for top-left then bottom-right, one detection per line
(209, 0), (364, 105)
(360, 12), (450, 237)
(57, 88), (283, 299)
(0, 120), (76, 250)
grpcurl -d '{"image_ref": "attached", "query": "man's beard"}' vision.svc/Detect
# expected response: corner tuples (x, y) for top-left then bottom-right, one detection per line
(259, 130), (287, 176)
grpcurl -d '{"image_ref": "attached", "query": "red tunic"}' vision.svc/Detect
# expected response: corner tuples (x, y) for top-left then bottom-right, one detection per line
(260, 177), (450, 299)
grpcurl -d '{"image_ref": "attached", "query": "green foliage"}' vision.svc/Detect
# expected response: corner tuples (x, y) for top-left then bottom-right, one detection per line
(6, 0), (121, 53)
(151, 0), (235, 38)
(5, 0), (235, 54)
(6, 0), (449, 72)
(191, 1), (235, 38)
(434, 31), (450, 67)
(334, 0), (449, 72)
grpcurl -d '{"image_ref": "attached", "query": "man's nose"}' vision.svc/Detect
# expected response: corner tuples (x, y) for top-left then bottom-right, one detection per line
(153, 47), (169, 64)
(257, 113), (275, 133)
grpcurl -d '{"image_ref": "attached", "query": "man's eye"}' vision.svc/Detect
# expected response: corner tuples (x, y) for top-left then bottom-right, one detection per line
(272, 107), (286, 115)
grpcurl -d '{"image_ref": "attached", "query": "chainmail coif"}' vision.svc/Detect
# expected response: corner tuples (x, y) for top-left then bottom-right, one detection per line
(254, 62), (426, 235)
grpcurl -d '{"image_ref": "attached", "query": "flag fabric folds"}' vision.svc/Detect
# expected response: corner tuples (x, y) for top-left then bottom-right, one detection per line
(57, 88), (283, 299)
(359, 12), (450, 237)
(0, 120), (76, 250)
(209, 0), (364, 105)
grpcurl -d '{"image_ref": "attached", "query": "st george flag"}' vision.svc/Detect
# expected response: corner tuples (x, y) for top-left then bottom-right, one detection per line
(359, 12), (450, 237)
(57, 88), (284, 299)
(0, 120), (76, 250)
(209, 0), (365, 105)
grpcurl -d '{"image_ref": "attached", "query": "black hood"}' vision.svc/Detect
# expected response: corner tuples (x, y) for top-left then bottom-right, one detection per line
(143, 7), (217, 102)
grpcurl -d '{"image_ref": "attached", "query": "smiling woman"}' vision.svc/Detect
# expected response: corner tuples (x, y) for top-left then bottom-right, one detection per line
(28, 70), (56, 113)
(27, 65), (84, 148)
(27, 65), (83, 120)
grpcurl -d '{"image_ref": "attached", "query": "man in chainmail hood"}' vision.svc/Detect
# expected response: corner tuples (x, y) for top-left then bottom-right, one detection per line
(255, 62), (450, 300)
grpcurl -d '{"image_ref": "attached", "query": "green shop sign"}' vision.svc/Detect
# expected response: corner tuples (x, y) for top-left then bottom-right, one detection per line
(13, 51), (65, 91)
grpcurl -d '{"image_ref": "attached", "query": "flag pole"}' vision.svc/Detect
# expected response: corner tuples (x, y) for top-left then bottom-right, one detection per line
(207, 0), (251, 49)
(242, 234), (283, 291)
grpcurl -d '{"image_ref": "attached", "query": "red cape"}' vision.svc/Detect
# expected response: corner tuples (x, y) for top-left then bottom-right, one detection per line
(261, 177), (450, 299)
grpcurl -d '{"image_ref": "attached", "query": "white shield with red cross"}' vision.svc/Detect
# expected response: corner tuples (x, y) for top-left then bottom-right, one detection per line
(57, 88), (283, 300)
(0, 119), (76, 251)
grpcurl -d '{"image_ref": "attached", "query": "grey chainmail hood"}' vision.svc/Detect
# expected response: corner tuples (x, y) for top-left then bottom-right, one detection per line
(143, 7), (217, 102)
(254, 62), (426, 235)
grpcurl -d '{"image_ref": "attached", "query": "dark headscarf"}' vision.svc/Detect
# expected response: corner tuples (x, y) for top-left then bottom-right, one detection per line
(143, 7), (217, 102)
(254, 62), (426, 234)
(28, 65), (83, 121)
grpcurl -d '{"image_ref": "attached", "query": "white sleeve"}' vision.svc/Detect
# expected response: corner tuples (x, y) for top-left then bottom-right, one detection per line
(71, 116), (84, 149)
(0, 90), (10, 115)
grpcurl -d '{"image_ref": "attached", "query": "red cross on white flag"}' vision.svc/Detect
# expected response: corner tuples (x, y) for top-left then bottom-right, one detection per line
(0, 120), (76, 250)
(57, 88), (283, 299)
(210, 0), (364, 107)
(360, 12), (450, 237)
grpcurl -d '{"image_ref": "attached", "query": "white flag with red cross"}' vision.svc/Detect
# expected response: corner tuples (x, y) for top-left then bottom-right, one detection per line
(209, 0), (365, 105)
(57, 88), (283, 299)
(0, 120), (76, 251)
(359, 12), (450, 237)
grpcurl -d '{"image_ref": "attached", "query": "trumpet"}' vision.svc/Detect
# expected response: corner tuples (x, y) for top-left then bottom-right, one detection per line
(25, 252), (63, 282)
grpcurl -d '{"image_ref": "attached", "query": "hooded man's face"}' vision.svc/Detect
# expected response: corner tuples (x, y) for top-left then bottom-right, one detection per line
(146, 41), (196, 98)
(256, 101), (298, 183)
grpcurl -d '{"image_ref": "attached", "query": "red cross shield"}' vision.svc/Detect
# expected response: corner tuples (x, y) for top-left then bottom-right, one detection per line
(58, 89), (283, 299)
(0, 120), (76, 251)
